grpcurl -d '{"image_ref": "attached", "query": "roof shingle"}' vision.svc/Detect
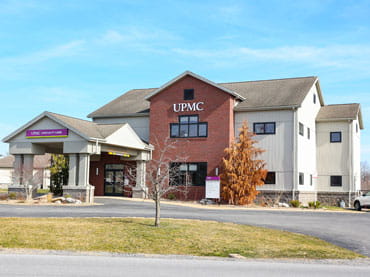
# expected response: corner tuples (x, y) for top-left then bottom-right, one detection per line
(88, 76), (319, 118)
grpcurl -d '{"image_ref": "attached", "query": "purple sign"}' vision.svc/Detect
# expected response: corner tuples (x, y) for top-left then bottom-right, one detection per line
(206, 176), (220, 181)
(26, 129), (69, 138)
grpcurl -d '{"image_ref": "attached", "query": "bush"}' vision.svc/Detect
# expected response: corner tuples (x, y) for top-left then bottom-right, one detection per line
(8, 192), (16, 200)
(308, 201), (321, 209)
(289, 200), (301, 208)
(167, 193), (176, 200)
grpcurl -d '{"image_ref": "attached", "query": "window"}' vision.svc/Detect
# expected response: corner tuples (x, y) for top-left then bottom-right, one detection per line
(310, 174), (313, 186)
(184, 89), (194, 100)
(356, 123), (358, 133)
(330, 176), (342, 187)
(330, 132), (342, 143)
(313, 94), (316, 104)
(264, 172), (276, 184)
(253, 122), (276, 135)
(299, 123), (304, 136)
(170, 115), (208, 138)
(170, 162), (207, 186)
(307, 127), (310, 139)
(299, 172), (304, 185)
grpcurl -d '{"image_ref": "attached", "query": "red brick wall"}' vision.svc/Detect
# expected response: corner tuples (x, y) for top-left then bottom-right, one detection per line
(149, 75), (235, 199)
(89, 152), (136, 196)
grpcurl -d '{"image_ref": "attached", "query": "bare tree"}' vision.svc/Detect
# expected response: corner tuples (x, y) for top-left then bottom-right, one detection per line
(361, 161), (370, 191)
(12, 166), (43, 201)
(126, 137), (190, 227)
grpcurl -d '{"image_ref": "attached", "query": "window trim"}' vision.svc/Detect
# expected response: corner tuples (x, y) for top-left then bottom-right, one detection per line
(170, 115), (208, 138)
(330, 175), (342, 187)
(299, 122), (304, 136)
(264, 171), (276, 185)
(330, 132), (342, 143)
(299, 172), (304, 185)
(183, 89), (194, 100)
(253, 122), (276, 135)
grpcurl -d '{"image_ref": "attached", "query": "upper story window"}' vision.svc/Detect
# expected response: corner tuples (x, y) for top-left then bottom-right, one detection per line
(170, 115), (207, 138)
(299, 122), (304, 136)
(307, 127), (310, 139)
(330, 132), (342, 143)
(184, 89), (194, 100)
(253, 122), (276, 135)
(356, 123), (359, 133)
(313, 94), (316, 104)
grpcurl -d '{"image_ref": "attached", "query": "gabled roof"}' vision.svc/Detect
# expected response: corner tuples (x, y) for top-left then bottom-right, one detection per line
(2, 111), (124, 143)
(222, 76), (321, 111)
(88, 74), (322, 118)
(0, 154), (51, 169)
(87, 88), (152, 118)
(145, 71), (246, 101)
(316, 103), (364, 129)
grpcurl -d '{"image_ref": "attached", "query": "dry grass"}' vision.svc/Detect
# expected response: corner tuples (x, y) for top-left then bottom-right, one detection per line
(0, 218), (362, 259)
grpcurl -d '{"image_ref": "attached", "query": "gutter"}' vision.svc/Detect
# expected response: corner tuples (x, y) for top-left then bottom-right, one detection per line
(292, 107), (298, 200)
(234, 105), (300, 112)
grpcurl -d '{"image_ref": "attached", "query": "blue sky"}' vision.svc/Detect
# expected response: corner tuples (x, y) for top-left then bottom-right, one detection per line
(0, 0), (369, 162)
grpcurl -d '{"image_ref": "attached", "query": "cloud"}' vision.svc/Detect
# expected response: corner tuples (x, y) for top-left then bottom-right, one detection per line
(3, 40), (85, 65)
(172, 44), (370, 70)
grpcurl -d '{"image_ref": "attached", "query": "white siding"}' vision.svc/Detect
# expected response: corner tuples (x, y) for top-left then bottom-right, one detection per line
(316, 121), (350, 192)
(0, 168), (12, 186)
(93, 116), (149, 142)
(235, 110), (294, 191)
(296, 85), (321, 192)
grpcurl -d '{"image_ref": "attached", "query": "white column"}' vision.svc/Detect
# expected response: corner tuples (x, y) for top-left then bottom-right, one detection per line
(13, 154), (23, 186)
(68, 154), (77, 187)
(136, 160), (146, 188)
(133, 160), (147, 198)
(78, 154), (90, 187)
(22, 154), (34, 185)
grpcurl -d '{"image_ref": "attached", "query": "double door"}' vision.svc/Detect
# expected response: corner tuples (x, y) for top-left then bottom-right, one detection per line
(104, 164), (124, 196)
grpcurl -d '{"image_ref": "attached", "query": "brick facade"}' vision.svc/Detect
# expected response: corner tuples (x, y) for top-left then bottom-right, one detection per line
(149, 75), (235, 199)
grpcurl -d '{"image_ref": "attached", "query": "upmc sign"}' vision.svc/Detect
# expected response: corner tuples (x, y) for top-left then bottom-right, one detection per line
(26, 129), (69, 138)
(173, 102), (204, 112)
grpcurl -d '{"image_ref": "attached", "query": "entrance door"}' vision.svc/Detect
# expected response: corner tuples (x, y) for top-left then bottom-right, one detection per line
(104, 164), (124, 196)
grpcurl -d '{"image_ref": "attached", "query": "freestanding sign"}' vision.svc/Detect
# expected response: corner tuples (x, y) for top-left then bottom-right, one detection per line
(26, 129), (69, 138)
(205, 176), (220, 199)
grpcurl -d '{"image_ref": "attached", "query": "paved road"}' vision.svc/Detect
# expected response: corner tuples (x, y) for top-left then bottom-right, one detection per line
(1, 197), (369, 256)
(0, 252), (369, 277)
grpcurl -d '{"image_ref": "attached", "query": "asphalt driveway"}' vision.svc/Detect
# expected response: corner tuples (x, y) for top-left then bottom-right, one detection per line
(1, 197), (369, 257)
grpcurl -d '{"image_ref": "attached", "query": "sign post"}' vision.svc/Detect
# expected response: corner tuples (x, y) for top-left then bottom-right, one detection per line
(205, 176), (220, 199)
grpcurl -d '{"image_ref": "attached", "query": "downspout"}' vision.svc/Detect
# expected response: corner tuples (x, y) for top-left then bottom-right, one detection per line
(292, 107), (298, 200)
(348, 120), (353, 207)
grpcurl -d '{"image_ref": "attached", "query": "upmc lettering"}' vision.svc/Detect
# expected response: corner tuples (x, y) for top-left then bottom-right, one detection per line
(173, 102), (204, 112)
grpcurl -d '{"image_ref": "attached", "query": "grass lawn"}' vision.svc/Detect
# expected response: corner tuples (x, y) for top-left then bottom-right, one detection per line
(0, 217), (362, 259)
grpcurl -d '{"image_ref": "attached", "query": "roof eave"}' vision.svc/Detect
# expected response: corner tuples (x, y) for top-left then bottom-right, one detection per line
(145, 71), (246, 101)
(89, 112), (150, 119)
(234, 105), (300, 112)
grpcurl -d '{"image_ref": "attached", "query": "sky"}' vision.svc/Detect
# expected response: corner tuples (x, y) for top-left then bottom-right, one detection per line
(0, 0), (369, 162)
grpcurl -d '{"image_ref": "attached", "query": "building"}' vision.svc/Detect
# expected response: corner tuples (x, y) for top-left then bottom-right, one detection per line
(0, 154), (51, 189)
(2, 71), (364, 205)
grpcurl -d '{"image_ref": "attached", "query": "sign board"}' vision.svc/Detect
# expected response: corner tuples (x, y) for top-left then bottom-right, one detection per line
(205, 176), (220, 199)
(26, 129), (68, 138)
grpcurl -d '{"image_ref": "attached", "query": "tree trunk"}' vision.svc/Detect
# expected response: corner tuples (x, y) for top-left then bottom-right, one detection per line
(155, 196), (160, 227)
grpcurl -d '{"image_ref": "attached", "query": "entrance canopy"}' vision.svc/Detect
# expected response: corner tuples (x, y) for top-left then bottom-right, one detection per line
(2, 111), (153, 202)
(2, 111), (153, 158)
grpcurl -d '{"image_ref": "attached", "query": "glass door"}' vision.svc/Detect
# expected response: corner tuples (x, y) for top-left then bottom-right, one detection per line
(104, 164), (124, 196)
